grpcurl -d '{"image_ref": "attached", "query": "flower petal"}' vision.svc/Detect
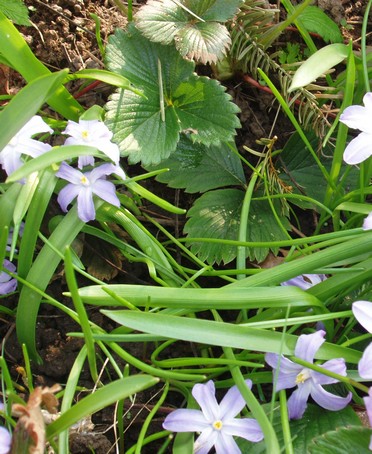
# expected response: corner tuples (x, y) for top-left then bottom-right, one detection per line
(194, 427), (217, 454)
(192, 381), (220, 422)
(57, 184), (81, 213)
(311, 358), (347, 385)
(352, 300), (372, 333)
(0, 149), (23, 175)
(265, 353), (300, 391)
(362, 212), (372, 230)
(92, 179), (120, 207)
(0, 426), (11, 454)
(219, 379), (252, 419)
(310, 384), (352, 411)
(363, 388), (372, 427)
(340, 105), (372, 133)
(56, 162), (84, 184)
(17, 139), (51, 158)
(77, 187), (95, 222)
(287, 381), (312, 419)
(215, 431), (241, 454)
(223, 418), (264, 442)
(295, 330), (325, 362)
(18, 115), (52, 137)
(358, 342), (372, 379)
(281, 274), (326, 290)
(78, 155), (95, 169)
(162, 409), (208, 432)
(343, 132), (372, 165)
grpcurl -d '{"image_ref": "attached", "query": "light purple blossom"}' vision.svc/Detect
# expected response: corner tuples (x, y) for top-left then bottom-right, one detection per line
(339, 92), (372, 165)
(63, 119), (120, 169)
(163, 380), (263, 453)
(364, 388), (372, 450)
(0, 260), (17, 295)
(56, 162), (123, 223)
(363, 213), (372, 230)
(0, 426), (11, 454)
(281, 274), (326, 290)
(352, 300), (372, 379)
(0, 115), (52, 175)
(265, 330), (352, 420)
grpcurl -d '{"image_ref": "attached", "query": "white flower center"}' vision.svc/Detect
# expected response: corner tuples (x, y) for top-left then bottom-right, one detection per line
(295, 368), (311, 384)
(212, 420), (223, 431)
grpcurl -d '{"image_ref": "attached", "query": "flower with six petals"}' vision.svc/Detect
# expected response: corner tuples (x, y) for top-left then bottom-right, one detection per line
(265, 330), (351, 420)
(163, 379), (263, 454)
(56, 161), (124, 223)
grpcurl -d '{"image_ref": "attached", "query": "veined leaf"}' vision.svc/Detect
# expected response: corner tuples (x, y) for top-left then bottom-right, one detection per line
(105, 26), (240, 165)
(135, 0), (242, 63)
(298, 6), (343, 44)
(307, 426), (371, 454)
(148, 137), (246, 193)
(289, 43), (348, 91)
(184, 189), (290, 264)
(238, 404), (361, 453)
(278, 132), (358, 210)
(0, 0), (30, 25)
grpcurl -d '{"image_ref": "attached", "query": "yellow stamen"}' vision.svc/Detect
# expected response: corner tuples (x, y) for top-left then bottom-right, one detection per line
(213, 420), (223, 430)
(295, 368), (311, 384)
(81, 130), (89, 140)
(80, 176), (88, 185)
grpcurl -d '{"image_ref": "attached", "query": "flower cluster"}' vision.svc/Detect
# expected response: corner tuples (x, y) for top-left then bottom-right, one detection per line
(0, 116), (125, 223)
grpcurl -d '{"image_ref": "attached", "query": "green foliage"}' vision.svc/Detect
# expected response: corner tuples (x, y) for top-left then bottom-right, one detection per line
(184, 189), (291, 264)
(278, 132), (358, 210)
(134, 0), (243, 63)
(297, 5), (344, 44)
(0, 0), (30, 25)
(148, 137), (246, 193)
(307, 426), (372, 453)
(105, 25), (240, 166)
(238, 404), (362, 453)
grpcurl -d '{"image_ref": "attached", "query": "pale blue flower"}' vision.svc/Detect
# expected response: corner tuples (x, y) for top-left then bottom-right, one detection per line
(163, 380), (263, 454)
(281, 274), (326, 290)
(56, 162), (123, 222)
(340, 92), (372, 165)
(0, 260), (17, 295)
(0, 115), (52, 175)
(266, 330), (351, 420)
(63, 119), (120, 169)
(0, 426), (11, 454)
(352, 300), (372, 379)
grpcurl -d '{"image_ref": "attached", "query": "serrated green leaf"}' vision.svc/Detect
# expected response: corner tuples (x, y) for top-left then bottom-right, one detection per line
(298, 6), (343, 44)
(289, 43), (348, 91)
(105, 26), (240, 165)
(238, 404), (362, 453)
(175, 21), (231, 63)
(308, 426), (371, 454)
(186, 0), (243, 21)
(279, 132), (358, 210)
(147, 137), (246, 193)
(184, 189), (290, 264)
(135, 0), (241, 63)
(0, 0), (30, 25)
